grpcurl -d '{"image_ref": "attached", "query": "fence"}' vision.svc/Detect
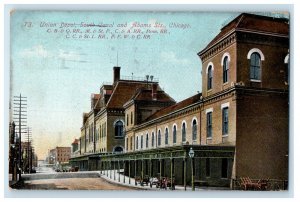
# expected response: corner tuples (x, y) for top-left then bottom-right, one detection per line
(232, 178), (288, 191)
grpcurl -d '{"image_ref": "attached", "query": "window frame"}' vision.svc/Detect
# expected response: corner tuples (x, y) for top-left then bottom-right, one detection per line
(151, 132), (155, 148)
(192, 119), (197, 141)
(223, 56), (229, 83)
(182, 122), (186, 142)
(146, 133), (149, 148)
(207, 65), (213, 90)
(114, 120), (124, 138)
(165, 127), (169, 145)
(173, 125), (177, 144)
(158, 130), (161, 146)
(207, 112), (212, 139)
(222, 107), (229, 136)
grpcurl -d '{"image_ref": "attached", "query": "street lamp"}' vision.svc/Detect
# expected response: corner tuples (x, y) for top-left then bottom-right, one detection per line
(189, 147), (195, 191)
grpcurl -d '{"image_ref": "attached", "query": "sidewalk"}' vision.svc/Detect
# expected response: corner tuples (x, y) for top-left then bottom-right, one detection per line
(99, 169), (230, 191)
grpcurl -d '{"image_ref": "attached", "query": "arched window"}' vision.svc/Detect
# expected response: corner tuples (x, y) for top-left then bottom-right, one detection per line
(136, 136), (139, 149)
(158, 130), (161, 146)
(130, 136), (133, 150)
(141, 135), (144, 149)
(173, 125), (177, 144)
(207, 65), (213, 90)
(114, 146), (123, 153)
(114, 121), (124, 138)
(250, 52), (261, 80)
(146, 133), (149, 148)
(151, 132), (154, 147)
(192, 119), (197, 141)
(165, 128), (169, 145)
(182, 122), (186, 142)
(223, 56), (229, 83)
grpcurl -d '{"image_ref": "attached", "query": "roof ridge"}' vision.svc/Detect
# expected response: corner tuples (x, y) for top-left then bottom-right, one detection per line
(106, 81), (119, 108)
(235, 13), (244, 29)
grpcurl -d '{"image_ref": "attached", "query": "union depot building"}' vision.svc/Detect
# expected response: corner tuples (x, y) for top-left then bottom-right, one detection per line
(70, 13), (289, 189)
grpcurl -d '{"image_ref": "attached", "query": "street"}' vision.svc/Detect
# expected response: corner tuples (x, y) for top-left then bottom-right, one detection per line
(10, 162), (139, 190)
(17, 171), (139, 190)
(21, 177), (138, 190)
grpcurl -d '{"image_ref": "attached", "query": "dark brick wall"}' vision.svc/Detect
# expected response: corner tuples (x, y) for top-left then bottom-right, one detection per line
(236, 90), (289, 180)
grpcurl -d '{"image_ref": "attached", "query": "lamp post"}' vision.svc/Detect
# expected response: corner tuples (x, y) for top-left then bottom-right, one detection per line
(189, 147), (195, 191)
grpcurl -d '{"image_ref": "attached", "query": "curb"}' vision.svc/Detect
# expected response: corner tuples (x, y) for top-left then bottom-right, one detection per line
(99, 174), (151, 190)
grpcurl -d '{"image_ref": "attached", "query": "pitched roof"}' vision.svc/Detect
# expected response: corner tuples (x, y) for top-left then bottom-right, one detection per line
(144, 93), (201, 122)
(106, 80), (156, 109)
(199, 13), (289, 56)
(129, 87), (175, 103)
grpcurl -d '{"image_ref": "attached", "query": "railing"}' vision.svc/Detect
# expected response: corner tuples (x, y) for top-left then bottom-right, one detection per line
(232, 178), (288, 191)
(121, 75), (159, 82)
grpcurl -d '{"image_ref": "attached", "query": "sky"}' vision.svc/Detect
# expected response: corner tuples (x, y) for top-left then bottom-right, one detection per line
(10, 11), (258, 159)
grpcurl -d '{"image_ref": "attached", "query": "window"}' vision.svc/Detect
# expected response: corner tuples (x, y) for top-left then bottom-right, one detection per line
(91, 124), (94, 142)
(173, 125), (177, 144)
(146, 133), (149, 148)
(151, 132), (154, 147)
(136, 136), (139, 149)
(114, 121), (123, 137)
(221, 158), (228, 178)
(158, 130), (161, 146)
(141, 135), (143, 149)
(207, 65), (213, 90)
(192, 119), (197, 141)
(182, 122), (186, 142)
(165, 128), (169, 145)
(250, 52), (261, 80)
(100, 125), (102, 139)
(222, 107), (229, 135)
(206, 158), (211, 177)
(130, 136), (133, 150)
(207, 112), (212, 138)
(131, 111), (133, 124)
(126, 137), (128, 151)
(126, 114), (129, 126)
(223, 56), (229, 83)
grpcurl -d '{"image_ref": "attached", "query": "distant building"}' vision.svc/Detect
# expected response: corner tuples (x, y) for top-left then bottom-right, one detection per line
(48, 147), (71, 165)
(71, 139), (80, 158)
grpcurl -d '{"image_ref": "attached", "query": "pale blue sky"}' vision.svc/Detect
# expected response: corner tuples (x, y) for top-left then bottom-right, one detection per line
(11, 11), (242, 158)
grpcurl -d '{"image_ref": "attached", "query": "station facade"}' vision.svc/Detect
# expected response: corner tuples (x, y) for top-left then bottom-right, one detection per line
(70, 13), (289, 189)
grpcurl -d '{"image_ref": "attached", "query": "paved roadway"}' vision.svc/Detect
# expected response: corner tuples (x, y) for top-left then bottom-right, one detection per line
(19, 168), (139, 190)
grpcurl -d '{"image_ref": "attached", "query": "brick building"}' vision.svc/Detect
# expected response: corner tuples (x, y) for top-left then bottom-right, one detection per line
(49, 147), (71, 164)
(71, 67), (174, 170)
(197, 13), (289, 182)
(71, 13), (289, 189)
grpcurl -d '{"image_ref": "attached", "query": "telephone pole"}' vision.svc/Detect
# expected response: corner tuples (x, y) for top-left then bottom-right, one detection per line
(26, 127), (32, 173)
(13, 94), (27, 180)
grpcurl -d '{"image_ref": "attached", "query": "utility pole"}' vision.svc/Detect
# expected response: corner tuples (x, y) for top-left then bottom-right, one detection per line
(26, 127), (32, 173)
(13, 94), (27, 180)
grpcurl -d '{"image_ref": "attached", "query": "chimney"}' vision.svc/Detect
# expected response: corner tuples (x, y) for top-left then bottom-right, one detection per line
(152, 83), (158, 100)
(113, 66), (121, 83)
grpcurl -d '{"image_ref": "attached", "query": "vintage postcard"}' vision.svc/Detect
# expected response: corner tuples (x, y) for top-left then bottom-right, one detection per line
(8, 9), (290, 193)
